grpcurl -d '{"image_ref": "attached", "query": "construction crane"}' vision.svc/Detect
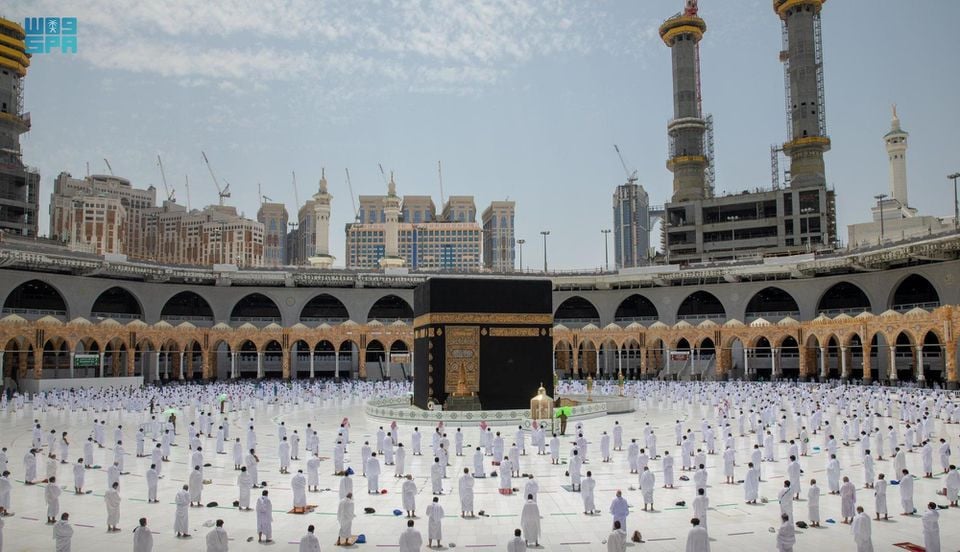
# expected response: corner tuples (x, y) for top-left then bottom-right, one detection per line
(377, 163), (390, 186)
(345, 168), (359, 222)
(156, 155), (175, 202)
(103, 158), (114, 176)
(201, 151), (231, 206)
(291, 171), (301, 214)
(184, 174), (192, 211)
(438, 160), (445, 206)
(613, 144), (638, 184)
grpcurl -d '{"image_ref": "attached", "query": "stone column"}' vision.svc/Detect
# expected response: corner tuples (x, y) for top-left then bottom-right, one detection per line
(595, 348), (601, 378)
(178, 351), (185, 380)
(257, 351), (264, 379)
(334, 350), (340, 379)
(99, 352), (105, 378)
(185, 351), (193, 380)
(915, 345), (925, 383)
(385, 353), (391, 381)
(359, 350), (367, 380)
(127, 350), (135, 377)
(68, 351), (75, 378)
(819, 346), (827, 379)
(572, 347), (579, 378)
(309, 350), (315, 379)
(862, 344), (873, 383)
(945, 341), (958, 389)
(888, 345), (898, 382)
(640, 347), (647, 377)
(771, 347), (779, 379)
(0, 350), (4, 383)
(154, 351), (161, 382)
(840, 346), (848, 380)
(617, 347), (623, 374)
(33, 348), (43, 379)
(743, 348), (749, 377)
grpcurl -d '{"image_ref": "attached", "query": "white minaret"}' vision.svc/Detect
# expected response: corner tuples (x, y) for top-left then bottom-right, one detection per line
(885, 104), (910, 209)
(308, 168), (335, 268)
(379, 172), (405, 269)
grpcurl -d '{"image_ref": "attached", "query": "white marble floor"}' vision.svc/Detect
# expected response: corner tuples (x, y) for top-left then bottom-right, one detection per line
(1, 388), (958, 551)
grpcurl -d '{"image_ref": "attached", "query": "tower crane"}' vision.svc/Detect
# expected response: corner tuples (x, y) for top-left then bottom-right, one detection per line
(613, 144), (639, 184)
(103, 158), (114, 176)
(156, 154), (175, 202)
(201, 151), (231, 206)
(345, 168), (359, 222)
(291, 171), (301, 213)
(184, 174), (192, 210)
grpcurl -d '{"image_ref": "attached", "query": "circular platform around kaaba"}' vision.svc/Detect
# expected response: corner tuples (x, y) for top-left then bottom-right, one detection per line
(365, 395), (634, 427)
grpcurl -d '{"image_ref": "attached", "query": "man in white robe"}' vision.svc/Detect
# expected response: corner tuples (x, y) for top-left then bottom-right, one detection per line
(520, 495), (540, 546)
(922, 501), (940, 552)
(426, 496), (444, 548)
(744, 462), (759, 504)
(189, 466), (204, 507)
(402, 475), (417, 517)
(663, 451), (675, 488)
(778, 481), (794, 522)
(339, 471), (353, 500)
(609, 490), (630, 533)
(607, 520), (627, 552)
(582, 471), (597, 514)
(205, 519), (228, 552)
(507, 528), (526, 552)
(776, 513), (795, 551)
(692, 488), (709, 531)
(499, 457), (513, 492)
(299, 525), (321, 552)
(431, 457), (444, 494)
(237, 467), (252, 510)
(459, 468), (474, 516)
(568, 450), (582, 491)
(307, 454), (320, 491)
(174, 485), (190, 537)
(45, 476), (61, 523)
(291, 470), (307, 511)
(146, 464), (159, 503)
(874, 473), (888, 520)
(639, 467), (655, 510)
(105, 481), (121, 531)
(53, 512), (74, 552)
(685, 517), (709, 552)
(394, 443), (406, 477)
(398, 519), (423, 552)
(366, 453), (380, 494)
(256, 490), (273, 542)
(851, 505), (872, 551)
(946, 464), (960, 506)
(807, 479), (821, 527)
(840, 476), (856, 523)
(899, 469), (914, 514)
(337, 493), (355, 545)
(72, 459), (84, 494)
(133, 517), (153, 552)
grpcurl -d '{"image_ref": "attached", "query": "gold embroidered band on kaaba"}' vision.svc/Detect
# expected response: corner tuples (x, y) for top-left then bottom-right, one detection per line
(413, 312), (553, 327)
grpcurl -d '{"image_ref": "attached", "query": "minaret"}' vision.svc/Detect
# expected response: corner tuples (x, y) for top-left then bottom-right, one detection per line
(660, 0), (708, 203)
(307, 168), (335, 268)
(378, 172), (405, 269)
(775, 0), (830, 188)
(885, 104), (910, 209)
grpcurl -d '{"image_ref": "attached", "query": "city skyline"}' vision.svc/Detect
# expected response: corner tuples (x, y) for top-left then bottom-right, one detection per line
(4, 0), (960, 269)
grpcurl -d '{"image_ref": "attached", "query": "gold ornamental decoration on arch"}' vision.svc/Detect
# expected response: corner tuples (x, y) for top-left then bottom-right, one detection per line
(444, 325), (480, 394)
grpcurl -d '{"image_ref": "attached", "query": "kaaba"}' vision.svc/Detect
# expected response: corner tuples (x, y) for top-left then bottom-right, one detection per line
(413, 278), (554, 410)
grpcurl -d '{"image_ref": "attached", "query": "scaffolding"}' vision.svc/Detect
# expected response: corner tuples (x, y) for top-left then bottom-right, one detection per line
(813, 12), (827, 136)
(704, 114), (715, 198)
(770, 144), (781, 189)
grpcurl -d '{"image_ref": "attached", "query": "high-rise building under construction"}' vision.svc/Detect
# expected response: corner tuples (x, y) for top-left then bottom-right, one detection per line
(660, 0), (836, 264)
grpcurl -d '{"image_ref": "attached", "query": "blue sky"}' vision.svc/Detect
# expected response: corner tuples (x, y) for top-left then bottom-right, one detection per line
(7, 0), (960, 269)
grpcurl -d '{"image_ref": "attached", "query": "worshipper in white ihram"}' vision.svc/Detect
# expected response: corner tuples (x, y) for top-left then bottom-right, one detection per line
(459, 468), (474, 517)
(399, 519), (423, 552)
(607, 520), (627, 552)
(874, 473), (888, 520)
(205, 519), (228, 552)
(851, 505), (872, 552)
(53, 512), (73, 552)
(337, 492), (355, 546)
(521, 494), (541, 546)
(507, 528), (526, 552)
(299, 525), (321, 552)
(174, 485), (190, 538)
(257, 490), (273, 543)
(685, 517), (710, 552)
(922, 501), (940, 552)
(776, 513), (795, 552)
(402, 474), (417, 517)
(133, 517), (153, 552)
(582, 471), (597, 514)
(426, 496), (444, 548)
(840, 476), (856, 523)
(807, 479), (821, 527)
(899, 469), (915, 514)
(104, 481), (121, 532)
(610, 489), (630, 533)
(291, 470), (307, 512)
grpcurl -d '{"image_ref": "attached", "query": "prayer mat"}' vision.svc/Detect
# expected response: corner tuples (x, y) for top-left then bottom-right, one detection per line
(287, 505), (317, 514)
(892, 543), (924, 551)
(498, 488), (513, 495)
(560, 485), (579, 492)
(336, 535), (358, 545)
